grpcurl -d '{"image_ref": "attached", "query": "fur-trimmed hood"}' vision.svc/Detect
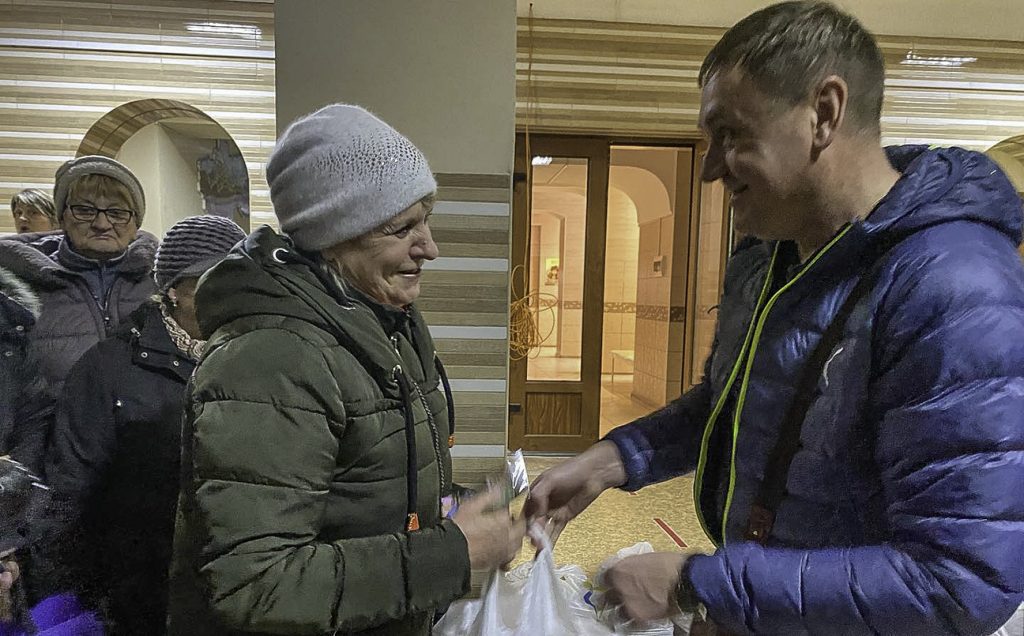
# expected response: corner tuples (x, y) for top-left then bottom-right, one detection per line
(0, 230), (158, 290)
(0, 266), (40, 319)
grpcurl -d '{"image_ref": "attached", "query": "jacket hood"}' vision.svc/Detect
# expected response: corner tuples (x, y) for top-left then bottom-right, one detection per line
(0, 230), (159, 289)
(196, 226), (331, 337)
(0, 266), (40, 318)
(862, 145), (1023, 245)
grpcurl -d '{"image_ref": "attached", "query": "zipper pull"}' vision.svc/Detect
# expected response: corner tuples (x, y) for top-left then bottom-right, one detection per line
(390, 333), (400, 354)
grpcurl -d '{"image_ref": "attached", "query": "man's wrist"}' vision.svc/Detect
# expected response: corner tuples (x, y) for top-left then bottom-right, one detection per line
(590, 440), (628, 489)
(675, 556), (705, 617)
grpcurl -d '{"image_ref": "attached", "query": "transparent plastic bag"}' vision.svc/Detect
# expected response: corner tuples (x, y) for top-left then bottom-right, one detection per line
(588, 542), (689, 636)
(433, 532), (685, 636)
(433, 530), (603, 635)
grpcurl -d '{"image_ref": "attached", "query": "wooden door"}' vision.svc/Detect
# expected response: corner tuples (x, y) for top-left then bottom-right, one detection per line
(508, 135), (609, 452)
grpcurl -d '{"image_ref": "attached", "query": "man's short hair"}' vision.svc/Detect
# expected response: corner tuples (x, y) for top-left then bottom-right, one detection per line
(698, 1), (886, 135)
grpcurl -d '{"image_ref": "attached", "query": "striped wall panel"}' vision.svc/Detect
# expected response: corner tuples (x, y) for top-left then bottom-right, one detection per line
(0, 0), (276, 233)
(517, 18), (1024, 153)
(424, 173), (511, 485)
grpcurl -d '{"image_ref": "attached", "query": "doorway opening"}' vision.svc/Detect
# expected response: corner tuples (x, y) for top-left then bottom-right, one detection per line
(509, 135), (732, 453)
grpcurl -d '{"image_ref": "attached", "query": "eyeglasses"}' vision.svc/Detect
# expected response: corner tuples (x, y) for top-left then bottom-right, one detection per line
(67, 204), (135, 226)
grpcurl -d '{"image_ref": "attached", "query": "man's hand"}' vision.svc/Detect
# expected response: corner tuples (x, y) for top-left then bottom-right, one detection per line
(523, 440), (627, 546)
(604, 552), (689, 622)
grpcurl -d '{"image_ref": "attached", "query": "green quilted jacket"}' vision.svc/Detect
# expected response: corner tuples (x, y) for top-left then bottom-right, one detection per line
(167, 227), (470, 636)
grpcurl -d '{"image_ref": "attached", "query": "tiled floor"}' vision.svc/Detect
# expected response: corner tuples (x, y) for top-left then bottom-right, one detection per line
(599, 373), (654, 436)
(509, 456), (715, 577)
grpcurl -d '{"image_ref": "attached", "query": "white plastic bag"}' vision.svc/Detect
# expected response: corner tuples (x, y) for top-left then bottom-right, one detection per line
(589, 542), (689, 636)
(433, 531), (605, 635)
(992, 604), (1024, 636)
(433, 533), (682, 636)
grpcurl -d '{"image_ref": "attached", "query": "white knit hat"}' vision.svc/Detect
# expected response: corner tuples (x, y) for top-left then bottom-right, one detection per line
(267, 104), (437, 251)
(53, 155), (146, 223)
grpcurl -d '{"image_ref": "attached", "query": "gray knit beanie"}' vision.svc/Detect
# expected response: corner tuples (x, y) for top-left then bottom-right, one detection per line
(53, 155), (146, 223)
(266, 104), (437, 251)
(154, 215), (246, 291)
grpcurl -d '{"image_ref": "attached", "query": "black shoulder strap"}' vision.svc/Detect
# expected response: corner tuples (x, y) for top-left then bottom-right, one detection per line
(746, 242), (892, 544)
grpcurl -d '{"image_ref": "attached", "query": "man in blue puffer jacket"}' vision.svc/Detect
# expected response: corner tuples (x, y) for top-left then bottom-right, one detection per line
(525, 2), (1024, 634)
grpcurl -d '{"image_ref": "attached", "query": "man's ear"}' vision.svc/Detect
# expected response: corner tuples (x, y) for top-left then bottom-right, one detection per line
(811, 75), (848, 152)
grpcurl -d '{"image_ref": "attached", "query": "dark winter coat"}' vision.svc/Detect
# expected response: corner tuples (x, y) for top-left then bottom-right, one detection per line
(606, 146), (1024, 635)
(44, 302), (194, 635)
(0, 266), (51, 473)
(0, 231), (158, 401)
(168, 227), (470, 636)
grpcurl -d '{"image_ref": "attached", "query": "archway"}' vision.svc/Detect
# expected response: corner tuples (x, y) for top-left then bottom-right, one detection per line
(78, 99), (250, 235)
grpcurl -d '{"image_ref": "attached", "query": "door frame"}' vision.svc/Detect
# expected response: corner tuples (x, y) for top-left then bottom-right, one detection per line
(508, 133), (722, 453)
(508, 134), (609, 453)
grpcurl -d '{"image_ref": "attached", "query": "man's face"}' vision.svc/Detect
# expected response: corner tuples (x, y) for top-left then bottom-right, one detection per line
(698, 69), (816, 241)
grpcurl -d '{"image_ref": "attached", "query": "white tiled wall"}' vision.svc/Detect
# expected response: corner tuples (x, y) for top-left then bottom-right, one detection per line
(602, 188), (640, 370)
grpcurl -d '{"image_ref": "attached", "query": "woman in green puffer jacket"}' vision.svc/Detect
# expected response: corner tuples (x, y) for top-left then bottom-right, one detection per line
(167, 104), (525, 636)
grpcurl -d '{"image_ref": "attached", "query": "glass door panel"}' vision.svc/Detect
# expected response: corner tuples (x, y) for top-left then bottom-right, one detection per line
(527, 157), (588, 382)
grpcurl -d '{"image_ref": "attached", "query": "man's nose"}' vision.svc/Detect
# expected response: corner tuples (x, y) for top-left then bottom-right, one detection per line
(701, 144), (727, 183)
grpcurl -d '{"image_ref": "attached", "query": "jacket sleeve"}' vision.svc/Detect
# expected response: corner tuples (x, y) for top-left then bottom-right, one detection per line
(603, 342), (714, 491)
(7, 347), (54, 474)
(45, 345), (118, 517)
(36, 345), (118, 597)
(687, 244), (1024, 635)
(185, 329), (470, 635)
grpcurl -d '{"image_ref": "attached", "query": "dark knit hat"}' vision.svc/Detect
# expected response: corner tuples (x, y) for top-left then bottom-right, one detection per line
(154, 215), (246, 291)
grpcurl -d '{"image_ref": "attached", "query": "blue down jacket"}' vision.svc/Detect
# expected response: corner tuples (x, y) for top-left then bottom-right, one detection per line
(606, 145), (1024, 635)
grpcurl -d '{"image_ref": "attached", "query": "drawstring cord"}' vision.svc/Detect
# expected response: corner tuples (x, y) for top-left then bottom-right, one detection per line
(392, 365), (421, 531)
(434, 356), (456, 448)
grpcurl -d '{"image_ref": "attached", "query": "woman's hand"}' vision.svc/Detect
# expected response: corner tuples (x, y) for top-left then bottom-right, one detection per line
(452, 488), (526, 571)
(0, 559), (21, 622)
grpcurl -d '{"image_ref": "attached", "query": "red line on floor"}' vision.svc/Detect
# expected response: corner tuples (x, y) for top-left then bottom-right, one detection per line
(653, 517), (688, 548)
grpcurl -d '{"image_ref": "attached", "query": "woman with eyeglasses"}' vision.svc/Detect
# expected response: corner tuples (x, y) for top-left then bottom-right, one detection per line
(9, 190), (57, 235)
(0, 156), (157, 402)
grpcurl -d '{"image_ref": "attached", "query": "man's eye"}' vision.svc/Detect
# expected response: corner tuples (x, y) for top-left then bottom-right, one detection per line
(393, 226), (412, 238)
(714, 128), (734, 145)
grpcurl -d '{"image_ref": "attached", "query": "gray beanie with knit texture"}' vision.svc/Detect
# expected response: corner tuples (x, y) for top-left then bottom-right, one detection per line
(53, 155), (146, 223)
(266, 104), (437, 251)
(154, 215), (246, 291)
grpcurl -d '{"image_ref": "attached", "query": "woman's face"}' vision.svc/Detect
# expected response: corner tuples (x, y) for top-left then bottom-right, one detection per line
(323, 200), (439, 308)
(62, 190), (139, 260)
(12, 202), (55, 234)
